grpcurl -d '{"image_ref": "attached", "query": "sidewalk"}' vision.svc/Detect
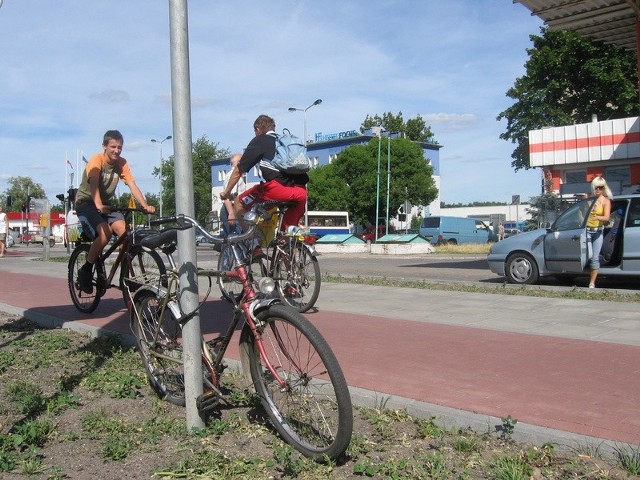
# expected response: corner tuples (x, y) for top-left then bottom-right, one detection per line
(0, 248), (638, 453)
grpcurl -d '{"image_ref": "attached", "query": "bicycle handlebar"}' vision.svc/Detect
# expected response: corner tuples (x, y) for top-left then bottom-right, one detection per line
(108, 206), (155, 215)
(146, 200), (290, 247)
(149, 212), (251, 245)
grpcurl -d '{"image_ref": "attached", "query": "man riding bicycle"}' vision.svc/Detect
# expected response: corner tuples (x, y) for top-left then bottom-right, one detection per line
(75, 130), (156, 294)
(219, 114), (308, 258)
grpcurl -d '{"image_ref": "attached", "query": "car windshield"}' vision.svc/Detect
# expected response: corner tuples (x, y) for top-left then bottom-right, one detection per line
(551, 199), (594, 231)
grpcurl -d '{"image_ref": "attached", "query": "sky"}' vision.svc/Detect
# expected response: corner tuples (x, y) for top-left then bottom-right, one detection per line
(0, 1), (544, 206)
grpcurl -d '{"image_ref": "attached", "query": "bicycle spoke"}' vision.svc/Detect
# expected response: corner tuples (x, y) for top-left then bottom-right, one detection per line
(131, 291), (186, 406)
(247, 305), (352, 460)
(68, 243), (101, 313)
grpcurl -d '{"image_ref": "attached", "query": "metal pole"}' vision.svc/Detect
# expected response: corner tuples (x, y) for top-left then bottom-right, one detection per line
(159, 145), (163, 217)
(385, 136), (391, 236)
(151, 135), (172, 218)
(288, 99), (321, 228)
(168, 0), (204, 430)
(375, 131), (381, 242)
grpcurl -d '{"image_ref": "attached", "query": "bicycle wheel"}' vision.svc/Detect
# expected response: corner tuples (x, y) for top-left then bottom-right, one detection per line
(68, 243), (101, 313)
(130, 290), (186, 406)
(217, 243), (243, 302)
(274, 242), (321, 313)
(246, 304), (352, 460)
(120, 246), (166, 307)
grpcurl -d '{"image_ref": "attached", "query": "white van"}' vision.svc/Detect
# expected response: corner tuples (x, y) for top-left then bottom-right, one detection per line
(419, 216), (496, 245)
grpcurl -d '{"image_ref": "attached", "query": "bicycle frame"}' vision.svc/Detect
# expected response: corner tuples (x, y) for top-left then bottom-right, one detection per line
(96, 231), (132, 291)
(130, 214), (294, 392)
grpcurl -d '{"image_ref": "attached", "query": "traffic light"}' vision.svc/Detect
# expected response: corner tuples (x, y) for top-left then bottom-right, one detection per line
(67, 188), (77, 203)
(26, 195), (33, 213)
(56, 194), (65, 204)
(6, 195), (11, 207)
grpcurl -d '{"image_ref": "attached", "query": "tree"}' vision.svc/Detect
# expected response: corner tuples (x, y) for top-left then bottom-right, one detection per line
(525, 192), (569, 230)
(361, 112), (436, 142)
(498, 28), (640, 171)
(307, 166), (350, 212)
(1, 177), (46, 212)
(160, 135), (230, 225)
(308, 137), (438, 227)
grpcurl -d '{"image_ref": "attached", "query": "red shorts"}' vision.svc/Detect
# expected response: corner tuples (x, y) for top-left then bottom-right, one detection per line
(237, 181), (307, 230)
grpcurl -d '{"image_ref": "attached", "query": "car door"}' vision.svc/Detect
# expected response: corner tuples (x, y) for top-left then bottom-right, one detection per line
(543, 199), (594, 273)
(621, 198), (640, 272)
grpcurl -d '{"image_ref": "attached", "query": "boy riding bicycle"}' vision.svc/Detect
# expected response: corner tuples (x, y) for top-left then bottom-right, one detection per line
(219, 115), (308, 258)
(75, 130), (156, 293)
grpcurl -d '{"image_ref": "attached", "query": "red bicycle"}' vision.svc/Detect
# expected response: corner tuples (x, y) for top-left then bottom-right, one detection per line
(128, 202), (352, 460)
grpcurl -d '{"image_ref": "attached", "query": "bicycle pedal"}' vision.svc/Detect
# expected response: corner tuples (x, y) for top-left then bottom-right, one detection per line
(196, 390), (220, 414)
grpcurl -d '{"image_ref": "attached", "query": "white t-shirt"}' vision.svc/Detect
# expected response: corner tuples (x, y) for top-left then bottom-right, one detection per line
(0, 212), (7, 234)
(223, 171), (246, 198)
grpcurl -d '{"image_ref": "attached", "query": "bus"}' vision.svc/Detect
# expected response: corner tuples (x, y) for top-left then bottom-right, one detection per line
(305, 211), (350, 236)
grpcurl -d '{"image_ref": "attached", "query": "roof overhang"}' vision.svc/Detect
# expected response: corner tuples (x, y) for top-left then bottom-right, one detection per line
(514, 0), (640, 51)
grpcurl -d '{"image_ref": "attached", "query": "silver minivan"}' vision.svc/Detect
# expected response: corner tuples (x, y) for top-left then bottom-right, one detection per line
(488, 195), (640, 284)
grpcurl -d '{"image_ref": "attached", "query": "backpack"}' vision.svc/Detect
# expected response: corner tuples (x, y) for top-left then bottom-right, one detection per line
(270, 129), (311, 174)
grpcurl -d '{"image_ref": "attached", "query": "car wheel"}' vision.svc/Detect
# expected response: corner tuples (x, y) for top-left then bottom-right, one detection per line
(505, 252), (539, 284)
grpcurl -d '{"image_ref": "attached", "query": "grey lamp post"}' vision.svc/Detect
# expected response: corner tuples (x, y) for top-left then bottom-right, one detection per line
(288, 99), (322, 228)
(288, 98), (322, 145)
(151, 135), (172, 217)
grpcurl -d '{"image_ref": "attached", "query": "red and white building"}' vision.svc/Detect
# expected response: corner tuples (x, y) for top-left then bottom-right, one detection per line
(529, 115), (640, 198)
(6, 211), (65, 239)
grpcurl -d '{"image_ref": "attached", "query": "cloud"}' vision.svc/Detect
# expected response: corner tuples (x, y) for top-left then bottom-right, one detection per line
(89, 90), (130, 104)
(423, 113), (479, 132)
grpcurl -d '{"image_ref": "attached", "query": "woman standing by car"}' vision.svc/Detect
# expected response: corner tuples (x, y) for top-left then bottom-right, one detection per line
(586, 176), (612, 288)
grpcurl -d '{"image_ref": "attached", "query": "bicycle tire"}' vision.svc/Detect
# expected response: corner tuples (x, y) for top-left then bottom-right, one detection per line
(246, 304), (352, 460)
(217, 243), (243, 302)
(274, 242), (321, 313)
(130, 290), (186, 406)
(120, 246), (166, 307)
(68, 243), (102, 313)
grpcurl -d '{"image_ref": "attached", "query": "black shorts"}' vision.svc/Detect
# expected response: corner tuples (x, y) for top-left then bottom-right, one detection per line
(75, 202), (124, 241)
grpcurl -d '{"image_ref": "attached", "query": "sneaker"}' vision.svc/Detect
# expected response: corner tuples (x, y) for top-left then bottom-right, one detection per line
(78, 267), (94, 294)
(588, 283), (595, 289)
(251, 246), (267, 262)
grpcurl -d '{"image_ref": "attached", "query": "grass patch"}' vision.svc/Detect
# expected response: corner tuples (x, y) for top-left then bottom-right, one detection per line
(0, 315), (637, 479)
(323, 273), (640, 303)
(433, 243), (492, 255)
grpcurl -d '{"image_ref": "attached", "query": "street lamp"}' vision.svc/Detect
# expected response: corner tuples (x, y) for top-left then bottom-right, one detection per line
(150, 135), (172, 217)
(288, 98), (322, 145)
(288, 99), (322, 228)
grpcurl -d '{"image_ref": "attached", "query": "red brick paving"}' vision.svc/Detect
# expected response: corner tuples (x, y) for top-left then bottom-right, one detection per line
(0, 270), (638, 446)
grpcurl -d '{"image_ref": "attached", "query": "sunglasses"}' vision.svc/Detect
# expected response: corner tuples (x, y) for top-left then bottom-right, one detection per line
(595, 186), (604, 190)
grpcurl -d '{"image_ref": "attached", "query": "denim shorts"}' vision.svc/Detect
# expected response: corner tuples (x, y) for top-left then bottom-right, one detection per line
(75, 202), (125, 241)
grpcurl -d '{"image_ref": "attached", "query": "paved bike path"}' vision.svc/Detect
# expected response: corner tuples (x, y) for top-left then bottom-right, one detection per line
(0, 251), (638, 451)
